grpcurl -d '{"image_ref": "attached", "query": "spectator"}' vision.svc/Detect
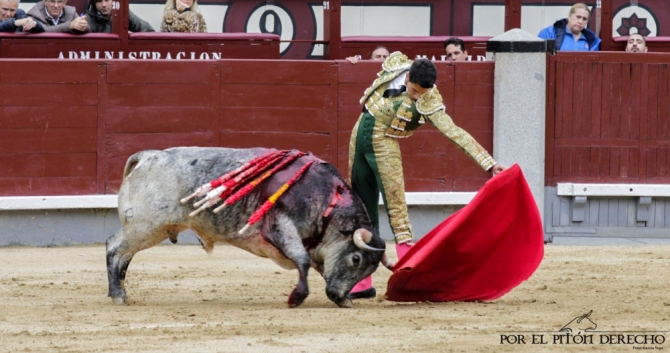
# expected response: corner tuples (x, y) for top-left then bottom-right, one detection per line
(625, 33), (647, 53)
(160, 0), (206, 33)
(538, 3), (600, 51)
(0, 0), (43, 32)
(444, 37), (469, 61)
(27, 0), (88, 33)
(346, 45), (389, 64)
(85, 0), (154, 33)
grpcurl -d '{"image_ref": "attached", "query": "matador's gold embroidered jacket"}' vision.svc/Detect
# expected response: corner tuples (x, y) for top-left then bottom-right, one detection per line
(348, 52), (497, 244)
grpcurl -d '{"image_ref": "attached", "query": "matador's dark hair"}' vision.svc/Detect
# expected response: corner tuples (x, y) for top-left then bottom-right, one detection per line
(408, 58), (437, 89)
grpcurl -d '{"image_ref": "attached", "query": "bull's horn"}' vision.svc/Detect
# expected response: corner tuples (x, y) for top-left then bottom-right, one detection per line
(353, 229), (384, 252)
(381, 252), (394, 271)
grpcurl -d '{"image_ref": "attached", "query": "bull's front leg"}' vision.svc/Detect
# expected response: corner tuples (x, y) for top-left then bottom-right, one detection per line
(288, 258), (310, 308)
(264, 216), (311, 308)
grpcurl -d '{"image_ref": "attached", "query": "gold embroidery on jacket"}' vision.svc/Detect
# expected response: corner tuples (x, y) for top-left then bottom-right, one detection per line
(416, 87), (446, 115)
(360, 52), (412, 105)
(385, 97), (418, 138)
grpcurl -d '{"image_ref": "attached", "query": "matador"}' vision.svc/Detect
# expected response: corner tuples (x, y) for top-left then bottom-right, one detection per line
(347, 52), (505, 299)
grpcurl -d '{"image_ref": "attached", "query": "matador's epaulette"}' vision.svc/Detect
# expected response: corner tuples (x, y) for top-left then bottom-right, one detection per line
(416, 87), (446, 115)
(359, 52), (413, 106)
(381, 51), (412, 72)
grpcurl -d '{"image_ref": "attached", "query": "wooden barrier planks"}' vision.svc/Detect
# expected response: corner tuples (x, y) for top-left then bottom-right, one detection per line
(7, 53), (669, 197)
(103, 61), (220, 192)
(546, 52), (670, 185)
(0, 62), (99, 196)
(219, 60), (335, 161)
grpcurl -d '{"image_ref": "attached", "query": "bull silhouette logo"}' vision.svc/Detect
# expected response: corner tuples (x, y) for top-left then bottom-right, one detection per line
(560, 310), (597, 334)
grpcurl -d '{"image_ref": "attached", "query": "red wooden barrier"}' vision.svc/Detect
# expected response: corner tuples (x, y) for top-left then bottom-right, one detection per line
(611, 36), (670, 53)
(0, 33), (120, 58)
(102, 61), (221, 192)
(0, 33), (280, 60)
(0, 61), (100, 195)
(339, 36), (491, 62)
(127, 33), (281, 60)
(0, 59), (494, 196)
(546, 52), (670, 186)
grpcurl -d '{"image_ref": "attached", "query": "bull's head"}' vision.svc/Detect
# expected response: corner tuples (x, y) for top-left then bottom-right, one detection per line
(318, 227), (386, 308)
(352, 229), (394, 271)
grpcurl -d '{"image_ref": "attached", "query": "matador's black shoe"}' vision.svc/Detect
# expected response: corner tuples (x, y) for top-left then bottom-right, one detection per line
(347, 287), (376, 300)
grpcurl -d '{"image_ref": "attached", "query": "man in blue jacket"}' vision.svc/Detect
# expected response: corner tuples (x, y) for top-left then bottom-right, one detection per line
(0, 0), (44, 32)
(538, 3), (600, 51)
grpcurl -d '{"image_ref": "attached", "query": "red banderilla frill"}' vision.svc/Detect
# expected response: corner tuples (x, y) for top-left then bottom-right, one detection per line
(180, 150), (285, 204)
(187, 151), (288, 216)
(238, 161), (314, 235)
(213, 152), (306, 213)
(184, 150), (310, 218)
(190, 152), (287, 215)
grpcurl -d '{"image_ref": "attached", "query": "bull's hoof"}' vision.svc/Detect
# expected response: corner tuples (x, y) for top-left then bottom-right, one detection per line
(336, 298), (353, 308)
(111, 297), (127, 305)
(287, 290), (308, 308)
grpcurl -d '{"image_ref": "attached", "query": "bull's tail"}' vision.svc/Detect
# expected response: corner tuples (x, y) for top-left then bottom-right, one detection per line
(123, 150), (161, 179)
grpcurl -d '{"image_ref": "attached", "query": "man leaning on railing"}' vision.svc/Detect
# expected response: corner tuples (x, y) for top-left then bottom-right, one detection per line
(27, 0), (88, 33)
(0, 0), (43, 32)
(85, 0), (154, 33)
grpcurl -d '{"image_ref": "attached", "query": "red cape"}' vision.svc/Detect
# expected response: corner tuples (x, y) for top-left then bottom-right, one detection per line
(385, 164), (544, 302)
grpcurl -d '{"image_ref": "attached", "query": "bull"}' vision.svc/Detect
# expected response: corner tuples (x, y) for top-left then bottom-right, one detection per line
(106, 147), (390, 308)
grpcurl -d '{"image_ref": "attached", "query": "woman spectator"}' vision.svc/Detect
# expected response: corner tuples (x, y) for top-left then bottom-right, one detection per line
(538, 3), (600, 51)
(160, 0), (206, 33)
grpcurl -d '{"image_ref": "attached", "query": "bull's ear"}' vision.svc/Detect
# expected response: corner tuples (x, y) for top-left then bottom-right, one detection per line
(339, 230), (354, 236)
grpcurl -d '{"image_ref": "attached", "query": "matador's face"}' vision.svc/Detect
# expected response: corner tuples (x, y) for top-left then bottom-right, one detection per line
(404, 73), (429, 101)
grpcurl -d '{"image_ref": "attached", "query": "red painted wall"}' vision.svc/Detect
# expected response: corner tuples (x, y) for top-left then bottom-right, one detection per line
(0, 33), (280, 60)
(338, 37), (491, 62)
(0, 59), (494, 196)
(3, 52), (669, 196)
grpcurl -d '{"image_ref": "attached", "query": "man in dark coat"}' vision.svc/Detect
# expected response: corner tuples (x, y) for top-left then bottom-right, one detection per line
(0, 0), (44, 32)
(85, 0), (154, 33)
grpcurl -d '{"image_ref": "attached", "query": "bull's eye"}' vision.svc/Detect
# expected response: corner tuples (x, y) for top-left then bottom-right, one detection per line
(352, 254), (361, 266)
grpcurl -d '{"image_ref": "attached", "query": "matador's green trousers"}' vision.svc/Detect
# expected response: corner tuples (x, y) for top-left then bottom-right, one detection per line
(349, 111), (413, 244)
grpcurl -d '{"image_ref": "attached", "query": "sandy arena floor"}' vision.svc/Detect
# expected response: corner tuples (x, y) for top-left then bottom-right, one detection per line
(1, 243), (668, 353)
